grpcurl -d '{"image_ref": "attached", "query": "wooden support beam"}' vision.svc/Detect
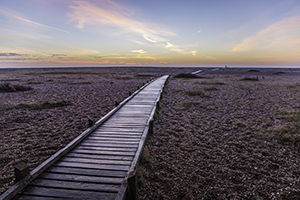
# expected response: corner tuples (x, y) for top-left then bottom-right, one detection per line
(14, 162), (29, 183)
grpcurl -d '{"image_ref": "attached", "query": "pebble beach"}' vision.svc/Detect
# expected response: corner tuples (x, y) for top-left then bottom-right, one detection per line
(1, 67), (300, 199)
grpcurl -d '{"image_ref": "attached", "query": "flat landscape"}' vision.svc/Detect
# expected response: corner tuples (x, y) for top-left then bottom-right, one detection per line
(1, 67), (300, 199)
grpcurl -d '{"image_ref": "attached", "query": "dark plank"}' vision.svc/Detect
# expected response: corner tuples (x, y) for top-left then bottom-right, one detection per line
(90, 131), (143, 136)
(87, 134), (142, 138)
(85, 137), (140, 142)
(95, 127), (145, 132)
(103, 119), (148, 125)
(61, 157), (132, 165)
(110, 113), (151, 117)
(121, 104), (154, 108)
(100, 123), (147, 128)
(79, 141), (139, 148)
(75, 146), (137, 152)
(39, 172), (123, 184)
(71, 149), (136, 156)
(47, 166), (126, 178)
(79, 139), (140, 145)
(65, 153), (134, 161)
(16, 195), (60, 200)
(129, 98), (158, 102)
(21, 186), (116, 200)
(30, 178), (120, 192)
(54, 161), (130, 171)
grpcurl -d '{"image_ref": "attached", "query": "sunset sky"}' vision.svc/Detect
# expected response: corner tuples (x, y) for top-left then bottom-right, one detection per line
(0, 0), (300, 67)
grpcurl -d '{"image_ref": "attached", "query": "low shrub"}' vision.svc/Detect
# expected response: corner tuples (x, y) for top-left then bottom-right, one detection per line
(12, 100), (71, 110)
(240, 76), (259, 81)
(0, 83), (32, 92)
(173, 73), (200, 79)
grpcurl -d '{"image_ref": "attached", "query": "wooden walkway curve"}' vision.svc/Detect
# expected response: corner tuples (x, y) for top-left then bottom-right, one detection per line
(1, 75), (169, 200)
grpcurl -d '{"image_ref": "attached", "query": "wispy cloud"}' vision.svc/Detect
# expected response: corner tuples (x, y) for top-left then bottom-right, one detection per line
(165, 42), (197, 56)
(68, 0), (176, 43)
(0, 6), (69, 33)
(11, 46), (49, 56)
(131, 49), (147, 54)
(232, 15), (300, 52)
(0, 28), (53, 41)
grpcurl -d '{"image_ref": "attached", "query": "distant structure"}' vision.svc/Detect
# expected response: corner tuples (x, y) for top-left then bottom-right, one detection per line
(225, 65), (228, 68)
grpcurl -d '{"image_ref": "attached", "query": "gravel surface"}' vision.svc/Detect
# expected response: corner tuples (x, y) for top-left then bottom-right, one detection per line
(138, 73), (300, 200)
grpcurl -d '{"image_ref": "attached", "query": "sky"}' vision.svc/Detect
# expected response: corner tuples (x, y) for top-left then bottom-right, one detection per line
(0, 0), (300, 67)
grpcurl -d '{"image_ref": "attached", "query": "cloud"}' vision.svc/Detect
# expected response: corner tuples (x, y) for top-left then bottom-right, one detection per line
(165, 42), (197, 55)
(68, 0), (176, 43)
(197, 30), (201, 33)
(11, 46), (49, 56)
(0, 53), (23, 56)
(165, 42), (173, 48)
(232, 15), (300, 52)
(52, 54), (67, 57)
(0, 6), (69, 33)
(131, 49), (147, 54)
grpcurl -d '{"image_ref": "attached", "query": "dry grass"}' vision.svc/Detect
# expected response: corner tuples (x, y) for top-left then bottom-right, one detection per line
(184, 90), (207, 97)
(0, 83), (32, 92)
(11, 100), (71, 110)
(240, 76), (259, 81)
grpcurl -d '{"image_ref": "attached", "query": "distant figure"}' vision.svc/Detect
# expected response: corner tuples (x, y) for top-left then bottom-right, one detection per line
(225, 65), (228, 68)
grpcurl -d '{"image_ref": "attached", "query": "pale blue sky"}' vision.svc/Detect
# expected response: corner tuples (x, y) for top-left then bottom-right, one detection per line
(0, 0), (300, 67)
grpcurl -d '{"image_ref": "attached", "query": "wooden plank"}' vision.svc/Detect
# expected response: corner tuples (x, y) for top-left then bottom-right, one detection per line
(75, 146), (137, 152)
(71, 149), (136, 156)
(79, 141), (139, 148)
(21, 186), (116, 200)
(90, 131), (143, 136)
(109, 113), (150, 117)
(107, 117), (149, 122)
(16, 195), (60, 200)
(30, 178), (120, 192)
(85, 137), (140, 142)
(95, 127), (145, 132)
(87, 134), (142, 138)
(61, 157), (132, 165)
(65, 153), (134, 161)
(79, 139), (140, 145)
(47, 166), (126, 178)
(47, 166), (127, 178)
(54, 161), (130, 171)
(39, 172), (123, 184)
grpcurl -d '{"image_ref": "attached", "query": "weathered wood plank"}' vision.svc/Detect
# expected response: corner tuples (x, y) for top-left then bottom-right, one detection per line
(95, 127), (145, 132)
(90, 131), (143, 136)
(79, 141), (139, 148)
(30, 178), (120, 192)
(74, 146), (137, 152)
(47, 166), (126, 178)
(79, 139), (140, 145)
(65, 153), (134, 161)
(39, 172), (123, 184)
(16, 195), (60, 200)
(21, 186), (116, 200)
(60, 157), (132, 165)
(84, 137), (140, 142)
(104, 118), (149, 124)
(54, 162), (130, 171)
(87, 134), (142, 138)
(71, 149), (136, 156)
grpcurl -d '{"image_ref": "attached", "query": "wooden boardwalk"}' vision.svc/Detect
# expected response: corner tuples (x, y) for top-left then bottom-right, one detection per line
(1, 75), (169, 200)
